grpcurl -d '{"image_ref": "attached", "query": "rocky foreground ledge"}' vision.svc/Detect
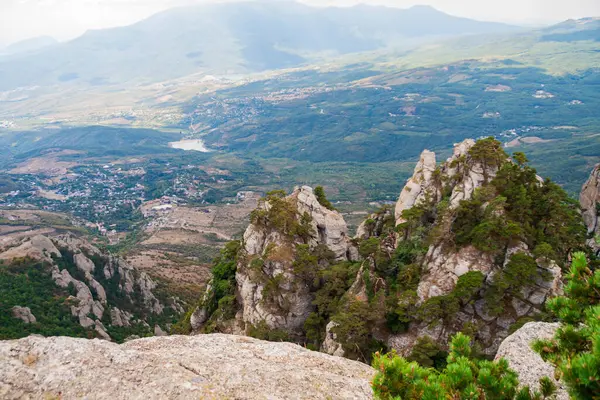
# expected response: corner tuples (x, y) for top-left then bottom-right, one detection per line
(0, 334), (374, 400)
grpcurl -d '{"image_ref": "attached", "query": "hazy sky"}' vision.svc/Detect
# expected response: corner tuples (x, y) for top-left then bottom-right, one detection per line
(2, 0), (600, 46)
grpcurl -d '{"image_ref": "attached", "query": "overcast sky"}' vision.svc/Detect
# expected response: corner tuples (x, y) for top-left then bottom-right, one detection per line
(2, 0), (600, 46)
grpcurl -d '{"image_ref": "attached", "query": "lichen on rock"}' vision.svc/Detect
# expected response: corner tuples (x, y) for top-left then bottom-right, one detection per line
(0, 334), (374, 400)
(495, 322), (568, 400)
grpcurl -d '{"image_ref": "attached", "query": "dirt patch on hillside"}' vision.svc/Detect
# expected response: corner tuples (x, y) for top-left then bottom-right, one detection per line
(126, 193), (261, 290)
(505, 136), (556, 148)
(9, 152), (79, 176)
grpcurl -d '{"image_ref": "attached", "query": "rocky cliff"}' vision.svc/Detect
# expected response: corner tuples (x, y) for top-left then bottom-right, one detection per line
(187, 137), (585, 365)
(0, 233), (180, 341)
(580, 163), (600, 254)
(192, 186), (356, 337)
(323, 138), (583, 360)
(380, 138), (579, 356)
(236, 186), (355, 335)
(0, 334), (374, 400)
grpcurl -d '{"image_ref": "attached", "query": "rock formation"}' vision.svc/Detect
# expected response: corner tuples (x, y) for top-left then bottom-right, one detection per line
(0, 235), (60, 263)
(0, 334), (374, 400)
(191, 138), (582, 366)
(194, 186), (357, 337)
(580, 164), (600, 253)
(395, 149), (439, 226)
(0, 233), (175, 341)
(376, 139), (567, 356)
(321, 321), (345, 357)
(355, 207), (394, 240)
(11, 306), (36, 324)
(495, 322), (568, 400)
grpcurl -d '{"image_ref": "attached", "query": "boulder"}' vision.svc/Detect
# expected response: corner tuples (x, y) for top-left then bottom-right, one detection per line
(154, 325), (168, 337)
(11, 306), (36, 324)
(495, 322), (568, 400)
(110, 307), (132, 328)
(94, 321), (111, 341)
(73, 252), (95, 280)
(0, 334), (374, 400)
(321, 321), (345, 357)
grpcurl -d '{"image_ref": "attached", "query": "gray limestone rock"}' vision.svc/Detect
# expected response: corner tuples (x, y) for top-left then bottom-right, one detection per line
(73, 252), (95, 280)
(236, 186), (355, 335)
(0, 235), (60, 263)
(154, 325), (168, 337)
(418, 244), (494, 301)
(110, 307), (132, 327)
(495, 322), (568, 400)
(11, 306), (36, 324)
(321, 321), (345, 357)
(580, 164), (600, 253)
(0, 334), (374, 400)
(395, 149), (438, 226)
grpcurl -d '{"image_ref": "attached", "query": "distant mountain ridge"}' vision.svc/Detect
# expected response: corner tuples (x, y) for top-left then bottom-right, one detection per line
(540, 17), (600, 42)
(0, 1), (519, 90)
(0, 36), (58, 56)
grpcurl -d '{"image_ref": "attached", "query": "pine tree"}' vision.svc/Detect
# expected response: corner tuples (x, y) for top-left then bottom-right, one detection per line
(532, 252), (600, 400)
(314, 186), (336, 211)
(372, 332), (556, 400)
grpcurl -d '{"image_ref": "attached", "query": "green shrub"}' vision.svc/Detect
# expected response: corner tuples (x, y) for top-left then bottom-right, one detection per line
(417, 271), (484, 324)
(305, 261), (361, 347)
(292, 244), (319, 285)
(314, 186), (336, 211)
(485, 252), (547, 316)
(372, 333), (556, 400)
(407, 336), (448, 369)
(250, 190), (315, 242)
(450, 146), (585, 263)
(468, 137), (507, 181)
(331, 299), (385, 362)
(532, 252), (600, 399)
(247, 320), (290, 342)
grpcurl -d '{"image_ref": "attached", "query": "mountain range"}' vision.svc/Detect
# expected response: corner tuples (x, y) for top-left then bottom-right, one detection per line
(0, 2), (519, 91)
(0, 36), (58, 57)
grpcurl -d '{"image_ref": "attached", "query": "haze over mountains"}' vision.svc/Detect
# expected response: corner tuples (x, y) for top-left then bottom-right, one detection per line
(0, 1), (520, 91)
(0, 36), (58, 57)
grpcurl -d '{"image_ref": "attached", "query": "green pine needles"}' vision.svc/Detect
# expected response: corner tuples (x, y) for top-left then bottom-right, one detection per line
(532, 252), (600, 400)
(314, 186), (336, 211)
(372, 333), (557, 400)
(372, 252), (600, 399)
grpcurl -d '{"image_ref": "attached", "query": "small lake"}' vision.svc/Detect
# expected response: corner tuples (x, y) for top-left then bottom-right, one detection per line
(169, 139), (211, 152)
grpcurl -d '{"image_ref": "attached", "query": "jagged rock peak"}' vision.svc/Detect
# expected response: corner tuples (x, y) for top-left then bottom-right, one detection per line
(292, 185), (354, 260)
(0, 334), (374, 400)
(394, 138), (504, 227)
(395, 149), (438, 226)
(385, 137), (569, 356)
(236, 186), (356, 335)
(580, 164), (600, 252)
